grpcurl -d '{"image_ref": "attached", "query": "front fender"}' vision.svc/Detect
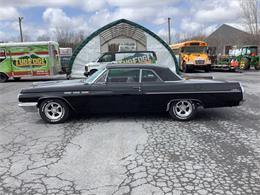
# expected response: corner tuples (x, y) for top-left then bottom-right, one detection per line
(37, 96), (76, 112)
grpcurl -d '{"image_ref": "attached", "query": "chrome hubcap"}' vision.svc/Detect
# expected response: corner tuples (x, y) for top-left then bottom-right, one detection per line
(44, 102), (63, 120)
(174, 100), (192, 118)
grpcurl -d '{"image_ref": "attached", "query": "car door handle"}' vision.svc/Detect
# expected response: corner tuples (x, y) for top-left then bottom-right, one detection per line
(132, 86), (141, 91)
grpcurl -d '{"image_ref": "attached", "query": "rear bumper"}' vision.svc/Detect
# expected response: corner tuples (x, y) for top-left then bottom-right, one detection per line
(18, 102), (38, 112)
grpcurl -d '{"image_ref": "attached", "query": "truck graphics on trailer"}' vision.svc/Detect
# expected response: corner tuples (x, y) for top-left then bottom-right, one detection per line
(0, 41), (62, 82)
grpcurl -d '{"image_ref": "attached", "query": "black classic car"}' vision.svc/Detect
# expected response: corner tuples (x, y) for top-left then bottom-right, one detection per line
(18, 64), (244, 124)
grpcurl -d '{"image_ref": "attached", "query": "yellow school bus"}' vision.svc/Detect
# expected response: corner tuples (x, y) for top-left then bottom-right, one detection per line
(170, 40), (211, 72)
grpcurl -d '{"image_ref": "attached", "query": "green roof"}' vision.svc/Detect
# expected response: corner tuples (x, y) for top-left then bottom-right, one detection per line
(69, 19), (178, 73)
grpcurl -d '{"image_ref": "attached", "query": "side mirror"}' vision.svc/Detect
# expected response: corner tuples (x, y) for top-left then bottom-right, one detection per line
(84, 72), (89, 77)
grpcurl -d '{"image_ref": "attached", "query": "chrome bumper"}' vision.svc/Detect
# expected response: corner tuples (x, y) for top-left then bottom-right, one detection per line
(18, 102), (38, 112)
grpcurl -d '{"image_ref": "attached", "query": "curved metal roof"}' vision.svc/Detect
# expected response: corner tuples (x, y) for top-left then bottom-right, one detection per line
(69, 19), (178, 73)
(100, 23), (146, 46)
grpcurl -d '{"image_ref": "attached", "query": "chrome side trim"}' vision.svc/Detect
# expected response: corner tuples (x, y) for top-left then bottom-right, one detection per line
(239, 82), (244, 93)
(18, 102), (38, 112)
(145, 90), (241, 95)
(139, 69), (142, 83)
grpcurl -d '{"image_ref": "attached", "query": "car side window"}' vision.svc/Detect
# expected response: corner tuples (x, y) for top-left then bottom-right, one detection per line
(95, 71), (107, 83)
(141, 69), (162, 83)
(107, 69), (140, 83)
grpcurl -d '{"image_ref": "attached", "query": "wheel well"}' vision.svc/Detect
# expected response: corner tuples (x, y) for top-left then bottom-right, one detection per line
(37, 97), (76, 112)
(0, 72), (9, 78)
(166, 99), (204, 111)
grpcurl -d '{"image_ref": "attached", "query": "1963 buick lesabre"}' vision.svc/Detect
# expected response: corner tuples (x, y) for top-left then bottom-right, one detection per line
(18, 64), (244, 123)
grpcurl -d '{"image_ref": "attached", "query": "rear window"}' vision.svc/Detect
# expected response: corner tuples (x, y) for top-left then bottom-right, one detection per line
(141, 69), (161, 82)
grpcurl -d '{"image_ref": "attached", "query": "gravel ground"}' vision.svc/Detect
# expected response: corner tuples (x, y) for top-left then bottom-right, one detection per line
(0, 71), (260, 195)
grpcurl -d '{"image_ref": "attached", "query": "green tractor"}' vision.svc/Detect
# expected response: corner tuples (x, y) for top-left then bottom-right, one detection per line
(236, 45), (260, 70)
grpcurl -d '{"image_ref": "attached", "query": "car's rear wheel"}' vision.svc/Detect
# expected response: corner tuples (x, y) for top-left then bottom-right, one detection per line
(169, 100), (196, 121)
(39, 99), (70, 124)
(0, 73), (8, 82)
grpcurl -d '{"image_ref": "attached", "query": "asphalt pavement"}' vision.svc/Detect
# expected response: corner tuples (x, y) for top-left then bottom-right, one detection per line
(0, 70), (260, 195)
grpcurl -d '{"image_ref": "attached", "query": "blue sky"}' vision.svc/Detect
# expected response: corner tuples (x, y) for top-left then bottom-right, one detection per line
(0, 0), (247, 42)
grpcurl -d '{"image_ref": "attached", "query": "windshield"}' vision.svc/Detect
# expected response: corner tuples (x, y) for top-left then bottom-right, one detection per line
(85, 67), (106, 83)
(182, 46), (207, 53)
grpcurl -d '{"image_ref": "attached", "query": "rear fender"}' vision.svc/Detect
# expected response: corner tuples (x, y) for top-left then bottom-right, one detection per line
(166, 99), (204, 111)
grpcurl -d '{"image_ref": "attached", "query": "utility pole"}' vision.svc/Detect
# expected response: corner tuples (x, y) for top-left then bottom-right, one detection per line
(18, 17), (23, 42)
(167, 17), (171, 45)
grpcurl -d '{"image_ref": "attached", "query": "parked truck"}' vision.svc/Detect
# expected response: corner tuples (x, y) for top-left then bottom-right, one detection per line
(0, 41), (62, 82)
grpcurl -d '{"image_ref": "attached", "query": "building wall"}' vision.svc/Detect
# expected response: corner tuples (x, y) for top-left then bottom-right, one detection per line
(206, 24), (256, 55)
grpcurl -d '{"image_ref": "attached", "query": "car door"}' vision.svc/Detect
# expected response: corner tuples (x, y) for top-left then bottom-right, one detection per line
(140, 69), (170, 112)
(88, 68), (142, 113)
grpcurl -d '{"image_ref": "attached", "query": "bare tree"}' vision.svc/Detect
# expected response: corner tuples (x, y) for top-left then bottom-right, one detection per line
(240, 0), (259, 43)
(55, 28), (86, 50)
(37, 35), (51, 41)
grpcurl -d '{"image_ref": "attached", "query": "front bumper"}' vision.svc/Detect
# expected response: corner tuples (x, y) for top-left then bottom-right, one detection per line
(18, 102), (38, 112)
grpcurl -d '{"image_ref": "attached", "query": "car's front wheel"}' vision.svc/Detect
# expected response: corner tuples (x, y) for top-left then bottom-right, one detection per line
(169, 100), (196, 121)
(0, 73), (8, 82)
(39, 99), (70, 124)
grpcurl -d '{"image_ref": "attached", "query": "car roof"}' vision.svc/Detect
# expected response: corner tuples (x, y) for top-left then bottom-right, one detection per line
(106, 64), (168, 70)
(106, 64), (181, 81)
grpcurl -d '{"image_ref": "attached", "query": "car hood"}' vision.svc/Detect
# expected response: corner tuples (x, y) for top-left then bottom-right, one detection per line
(21, 79), (89, 93)
(32, 79), (85, 88)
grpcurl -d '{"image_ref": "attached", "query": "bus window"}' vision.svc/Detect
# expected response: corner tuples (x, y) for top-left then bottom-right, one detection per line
(0, 49), (6, 63)
(182, 46), (207, 53)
